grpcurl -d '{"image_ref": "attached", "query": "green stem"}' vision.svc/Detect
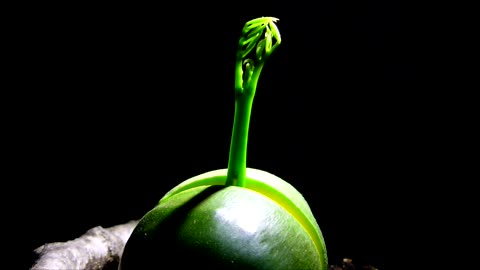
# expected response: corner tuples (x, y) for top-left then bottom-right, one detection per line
(226, 17), (281, 187)
(226, 93), (253, 187)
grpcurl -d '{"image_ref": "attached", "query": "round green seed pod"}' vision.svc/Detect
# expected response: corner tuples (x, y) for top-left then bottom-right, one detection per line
(119, 168), (327, 270)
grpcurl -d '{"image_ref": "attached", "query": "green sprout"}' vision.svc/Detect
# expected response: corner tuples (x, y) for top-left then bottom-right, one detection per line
(227, 17), (282, 187)
(119, 16), (328, 270)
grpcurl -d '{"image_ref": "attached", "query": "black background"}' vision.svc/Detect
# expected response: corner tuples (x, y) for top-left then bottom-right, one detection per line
(7, 1), (462, 269)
